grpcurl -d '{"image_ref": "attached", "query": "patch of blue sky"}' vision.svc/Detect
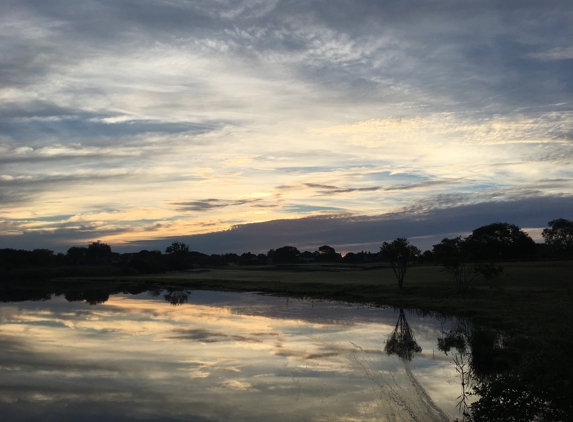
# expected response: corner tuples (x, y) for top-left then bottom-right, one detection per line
(466, 182), (502, 190)
(7, 320), (69, 328)
(364, 171), (431, 184)
(17, 214), (76, 222)
(552, 168), (573, 178)
(0, 118), (219, 141)
(359, 170), (393, 181)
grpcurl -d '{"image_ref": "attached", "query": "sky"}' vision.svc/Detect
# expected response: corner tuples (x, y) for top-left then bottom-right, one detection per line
(1, 0), (572, 254)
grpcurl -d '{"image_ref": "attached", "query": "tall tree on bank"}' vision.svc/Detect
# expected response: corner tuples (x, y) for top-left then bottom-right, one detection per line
(86, 241), (112, 264)
(380, 238), (420, 289)
(433, 237), (503, 293)
(465, 222), (535, 260)
(542, 218), (573, 257)
(165, 242), (192, 270)
(268, 246), (300, 263)
(165, 242), (189, 254)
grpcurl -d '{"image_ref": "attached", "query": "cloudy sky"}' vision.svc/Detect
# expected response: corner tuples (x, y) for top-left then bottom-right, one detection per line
(1, 0), (572, 253)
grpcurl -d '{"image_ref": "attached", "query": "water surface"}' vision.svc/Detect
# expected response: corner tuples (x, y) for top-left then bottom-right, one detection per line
(0, 290), (470, 421)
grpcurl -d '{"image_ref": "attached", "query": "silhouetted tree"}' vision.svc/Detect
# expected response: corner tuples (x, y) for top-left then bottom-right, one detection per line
(542, 218), (573, 257)
(318, 245), (335, 255)
(0, 248), (62, 272)
(165, 242), (192, 270)
(420, 250), (434, 262)
(298, 251), (315, 262)
(270, 246), (300, 263)
(239, 252), (257, 265)
(165, 242), (189, 254)
(342, 251), (379, 263)
(208, 254), (223, 266)
(380, 238), (420, 289)
(385, 309), (422, 361)
(31, 249), (56, 267)
(465, 222), (535, 260)
(316, 245), (341, 262)
(222, 253), (240, 265)
(66, 246), (87, 265)
(433, 237), (502, 292)
(342, 252), (358, 263)
(433, 236), (466, 261)
(86, 241), (112, 264)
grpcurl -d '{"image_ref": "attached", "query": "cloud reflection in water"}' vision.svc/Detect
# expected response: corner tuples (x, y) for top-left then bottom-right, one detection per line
(0, 291), (466, 421)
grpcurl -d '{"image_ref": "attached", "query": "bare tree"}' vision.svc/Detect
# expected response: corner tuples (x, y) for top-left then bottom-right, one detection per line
(380, 238), (420, 289)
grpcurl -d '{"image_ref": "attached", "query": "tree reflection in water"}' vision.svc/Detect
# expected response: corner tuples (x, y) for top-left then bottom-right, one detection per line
(384, 308), (422, 361)
(148, 286), (192, 304)
(164, 288), (192, 305)
(437, 319), (518, 421)
(437, 320), (475, 420)
(0, 284), (192, 306)
(64, 290), (110, 305)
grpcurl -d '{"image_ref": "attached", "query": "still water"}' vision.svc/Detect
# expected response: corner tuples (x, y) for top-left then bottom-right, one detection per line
(0, 289), (471, 421)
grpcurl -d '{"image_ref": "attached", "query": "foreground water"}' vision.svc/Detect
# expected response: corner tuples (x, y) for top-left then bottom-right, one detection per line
(0, 289), (472, 421)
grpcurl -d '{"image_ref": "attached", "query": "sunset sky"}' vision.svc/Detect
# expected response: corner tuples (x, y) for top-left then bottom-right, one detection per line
(1, 0), (572, 253)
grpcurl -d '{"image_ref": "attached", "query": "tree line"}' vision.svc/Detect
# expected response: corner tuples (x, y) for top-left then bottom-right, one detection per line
(380, 219), (573, 292)
(0, 242), (376, 280)
(1, 218), (571, 281)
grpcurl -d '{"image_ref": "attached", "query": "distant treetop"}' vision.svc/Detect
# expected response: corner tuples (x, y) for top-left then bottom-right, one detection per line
(542, 218), (573, 256)
(465, 222), (535, 260)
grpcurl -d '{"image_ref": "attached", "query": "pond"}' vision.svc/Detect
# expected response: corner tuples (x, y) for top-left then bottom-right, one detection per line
(0, 288), (475, 421)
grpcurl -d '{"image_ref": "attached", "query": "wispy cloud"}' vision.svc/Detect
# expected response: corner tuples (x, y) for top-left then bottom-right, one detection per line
(528, 46), (573, 61)
(167, 328), (262, 343)
(173, 198), (268, 212)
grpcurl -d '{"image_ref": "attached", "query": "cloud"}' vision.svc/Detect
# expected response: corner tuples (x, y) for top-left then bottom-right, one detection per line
(273, 342), (383, 361)
(220, 379), (256, 391)
(0, 0), (571, 252)
(173, 198), (267, 212)
(115, 195), (573, 254)
(314, 112), (573, 147)
(0, 171), (137, 211)
(276, 179), (461, 197)
(0, 116), (216, 142)
(167, 328), (262, 343)
(0, 171), (131, 187)
(0, 190), (34, 207)
(529, 46), (573, 61)
(2, 193), (572, 252)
